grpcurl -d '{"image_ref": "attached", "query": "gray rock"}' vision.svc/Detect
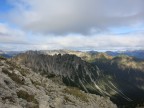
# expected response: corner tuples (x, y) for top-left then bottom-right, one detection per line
(0, 58), (117, 108)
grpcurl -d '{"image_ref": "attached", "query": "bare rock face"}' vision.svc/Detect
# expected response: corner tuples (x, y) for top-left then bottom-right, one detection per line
(0, 56), (117, 108)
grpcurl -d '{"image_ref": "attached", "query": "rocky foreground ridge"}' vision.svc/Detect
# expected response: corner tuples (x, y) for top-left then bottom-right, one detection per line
(0, 56), (117, 108)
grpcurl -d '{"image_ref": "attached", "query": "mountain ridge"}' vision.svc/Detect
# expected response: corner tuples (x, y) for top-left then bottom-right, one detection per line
(11, 51), (144, 107)
(0, 56), (117, 108)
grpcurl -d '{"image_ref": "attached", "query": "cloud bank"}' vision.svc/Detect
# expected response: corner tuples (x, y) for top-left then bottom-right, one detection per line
(7, 0), (144, 34)
(0, 0), (144, 51)
(0, 23), (144, 51)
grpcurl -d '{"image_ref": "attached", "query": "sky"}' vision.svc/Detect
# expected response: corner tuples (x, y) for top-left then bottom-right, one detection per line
(0, 0), (144, 51)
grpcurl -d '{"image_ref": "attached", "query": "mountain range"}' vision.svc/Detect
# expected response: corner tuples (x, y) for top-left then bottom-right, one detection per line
(106, 50), (144, 60)
(0, 49), (144, 107)
(10, 50), (144, 108)
(0, 50), (22, 58)
(0, 56), (117, 108)
(1, 49), (144, 60)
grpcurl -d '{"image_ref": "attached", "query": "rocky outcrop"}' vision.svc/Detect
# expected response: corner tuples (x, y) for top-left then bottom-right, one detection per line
(0, 56), (117, 108)
(37, 50), (99, 62)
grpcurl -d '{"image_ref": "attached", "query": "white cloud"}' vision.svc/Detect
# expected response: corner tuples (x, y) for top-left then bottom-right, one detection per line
(0, 23), (27, 44)
(1, 28), (144, 51)
(7, 0), (144, 34)
(1, 0), (144, 51)
(49, 33), (144, 50)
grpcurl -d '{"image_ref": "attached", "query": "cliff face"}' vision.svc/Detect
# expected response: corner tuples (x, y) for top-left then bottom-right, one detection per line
(0, 56), (117, 108)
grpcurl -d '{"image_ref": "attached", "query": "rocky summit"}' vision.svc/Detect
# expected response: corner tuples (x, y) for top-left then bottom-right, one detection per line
(0, 56), (117, 108)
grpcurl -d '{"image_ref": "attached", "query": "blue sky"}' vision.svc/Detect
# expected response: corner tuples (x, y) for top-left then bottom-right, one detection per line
(0, 0), (144, 51)
(0, 0), (12, 12)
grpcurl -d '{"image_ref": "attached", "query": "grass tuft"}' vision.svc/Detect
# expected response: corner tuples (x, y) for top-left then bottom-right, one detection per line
(17, 90), (38, 104)
(63, 87), (89, 102)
